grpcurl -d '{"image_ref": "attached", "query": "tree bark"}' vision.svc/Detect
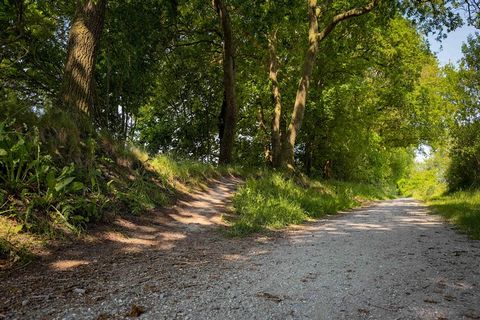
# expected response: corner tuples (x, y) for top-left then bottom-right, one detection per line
(282, 0), (378, 169)
(257, 104), (272, 163)
(60, 0), (107, 120)
(282, 0), (319, 169)
(268, 30), (284, 168)
(214, 0), (238, 164)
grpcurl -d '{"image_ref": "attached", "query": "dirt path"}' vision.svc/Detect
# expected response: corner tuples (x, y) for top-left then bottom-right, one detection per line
(2, 193), (480, 319)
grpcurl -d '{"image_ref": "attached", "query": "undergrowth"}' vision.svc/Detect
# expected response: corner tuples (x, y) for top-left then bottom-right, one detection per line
(0, 118), (233, 265)
(229, 172), (396, 235)
(427, 191), (480, 239)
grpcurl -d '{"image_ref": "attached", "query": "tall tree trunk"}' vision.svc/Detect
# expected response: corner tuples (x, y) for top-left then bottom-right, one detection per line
(268, 30), (284, 168)
(60, 0), (107, 121)
(218, 92), (227, 149)
(282, 0), (319, 169)
(214, 0), (238, 164)
(282, 0), (378, 169)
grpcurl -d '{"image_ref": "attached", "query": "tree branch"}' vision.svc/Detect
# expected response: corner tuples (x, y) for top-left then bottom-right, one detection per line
(318, 0), (379, 42)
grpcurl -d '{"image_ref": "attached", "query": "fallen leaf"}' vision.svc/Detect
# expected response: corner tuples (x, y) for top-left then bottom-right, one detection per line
(256, 292), (283, 303)
(127, 304), (145, 317)
(424, 298), (438, 304)
(358, 308), (370, 315)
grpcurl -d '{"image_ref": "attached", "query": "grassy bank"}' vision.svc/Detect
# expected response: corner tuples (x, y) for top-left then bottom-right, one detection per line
(0, 118), (242, 266)
(427, 191), (480, 240)
(229, 172), (396, 235)
(0, 151), (238, 268)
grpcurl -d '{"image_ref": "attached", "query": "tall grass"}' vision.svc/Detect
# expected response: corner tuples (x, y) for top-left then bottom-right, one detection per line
(427, 190), (480, 239)
(230, 173), (396, 235)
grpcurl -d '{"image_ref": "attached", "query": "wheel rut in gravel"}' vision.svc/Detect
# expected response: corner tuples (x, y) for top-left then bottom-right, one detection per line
(2, 197), (480, 320)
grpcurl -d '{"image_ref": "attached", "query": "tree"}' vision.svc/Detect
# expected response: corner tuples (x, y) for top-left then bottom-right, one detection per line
(447, 34), (480, 190)
(281, 0), (378, 169)
(268, 29), (284, 168)
(60, 0), (107, 121)
(0, 1), (70, 105)
(214, 0), (238, 164)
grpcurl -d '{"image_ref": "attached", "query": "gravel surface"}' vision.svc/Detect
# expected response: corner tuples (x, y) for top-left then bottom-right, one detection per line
(1, 183), (480, 319)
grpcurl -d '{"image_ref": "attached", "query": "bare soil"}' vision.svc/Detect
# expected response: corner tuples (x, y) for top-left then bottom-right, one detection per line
(1, 178), (479, 320)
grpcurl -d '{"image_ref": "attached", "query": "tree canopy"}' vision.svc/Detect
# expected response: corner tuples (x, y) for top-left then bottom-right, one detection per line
(1, 0), (479, 186)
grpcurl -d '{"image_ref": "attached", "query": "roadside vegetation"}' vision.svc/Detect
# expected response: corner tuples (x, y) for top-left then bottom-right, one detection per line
(428, 191), (480, 240)
(399, 147), (480, 240)
(0, 117), (239, 266)
(230, 173), (395, 235)
(1, 1), (479, 268)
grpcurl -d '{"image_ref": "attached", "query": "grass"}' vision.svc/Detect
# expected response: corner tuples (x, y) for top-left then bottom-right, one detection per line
(427, 190), (480, 239)
(0, 217), (36, 269)
(149, 154), (241, 190)
(0, 124), (240, 267)
(229, 172), (396, 235)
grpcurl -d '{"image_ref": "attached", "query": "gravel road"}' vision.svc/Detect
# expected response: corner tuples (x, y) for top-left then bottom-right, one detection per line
(2, 193), (480, 319)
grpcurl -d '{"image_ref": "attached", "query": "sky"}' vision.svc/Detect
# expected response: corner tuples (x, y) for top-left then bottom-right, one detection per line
(427, 24), (478, 66)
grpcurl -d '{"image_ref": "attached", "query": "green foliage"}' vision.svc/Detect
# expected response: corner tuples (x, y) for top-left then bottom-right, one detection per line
(398, 148), (449, 200)
(0, 1), (70, 104)
(109, 168), (169, 216)
(0, 120), (101, 233)
(428, 190), (480, 239)
(0, 115), (241, 237)
(296, 17), (438, 184)
(230, 172), (395, 235)
(151, 155), (220, 185)
(2, 0), (479, 263)
(445, 34), (480, 191)
(0, 237), (33, 266)
(447, 122), (480, 191)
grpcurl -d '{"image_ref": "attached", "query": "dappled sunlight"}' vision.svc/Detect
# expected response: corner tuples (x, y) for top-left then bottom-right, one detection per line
(169, 212), (225, 226)
(114, 218), (160, 233)
(50, 259), (90, 270)
(344, 222), (392, 231)
(103, 232), (157, 246)
(286, 198), (456, 242)
(3, 196), (480, 319)
(31, 177), (239, 275)
(222, 253), (248, 262)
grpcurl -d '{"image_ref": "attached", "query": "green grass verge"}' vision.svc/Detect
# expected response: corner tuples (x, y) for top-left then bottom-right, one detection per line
(149, 154), (242, 188)
(427, 190), (480, 239)
(229, 172), (396, 235)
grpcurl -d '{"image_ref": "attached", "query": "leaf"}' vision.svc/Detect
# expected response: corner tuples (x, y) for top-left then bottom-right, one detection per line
(11, 224), (23, 234)
(71, 181), (84, 192)
(256, 292), (283, 303)
(0, 149), (7, 156)
(127, 304), (145, 317)
(55, 177), (75, 192)
(46, 170), (56, 190)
